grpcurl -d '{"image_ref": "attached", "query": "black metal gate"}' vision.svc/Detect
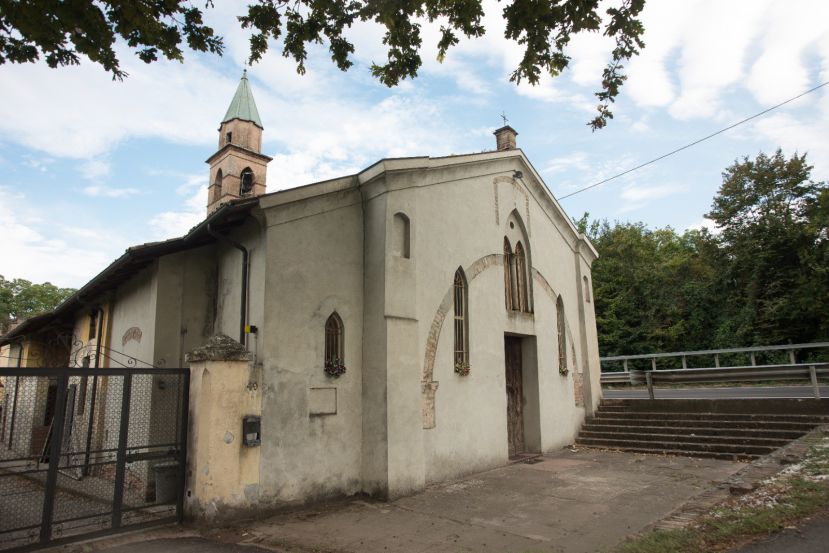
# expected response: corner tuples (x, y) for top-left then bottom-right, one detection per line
(0, 367), (189, 551)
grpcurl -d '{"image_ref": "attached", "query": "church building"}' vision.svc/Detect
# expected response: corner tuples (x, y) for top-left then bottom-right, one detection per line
(2, 72), (602, 517)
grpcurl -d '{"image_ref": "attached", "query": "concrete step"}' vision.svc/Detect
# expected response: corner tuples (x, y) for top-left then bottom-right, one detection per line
(587, 416), (821, 431)
(592, 410), (829, 424)
(578, 430), (791, 447)
(575, 436), (777, 456)
(580, 423), (806, 440)
(574, 443), (760, 462)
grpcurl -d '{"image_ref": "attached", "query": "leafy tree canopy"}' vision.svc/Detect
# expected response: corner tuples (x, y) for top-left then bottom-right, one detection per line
(580, 149), (828, 358)
(0, 276), (76, 334)
(0, 0), (646, 130)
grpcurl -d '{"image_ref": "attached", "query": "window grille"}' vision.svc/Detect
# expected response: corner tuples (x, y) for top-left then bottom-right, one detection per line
(325, 312), (344, 365)
(557, 296), (567, 372)
(453, 269), (469, 366)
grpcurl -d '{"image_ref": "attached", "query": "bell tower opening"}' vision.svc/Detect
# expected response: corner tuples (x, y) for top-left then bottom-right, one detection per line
(205, 70), (272, 215)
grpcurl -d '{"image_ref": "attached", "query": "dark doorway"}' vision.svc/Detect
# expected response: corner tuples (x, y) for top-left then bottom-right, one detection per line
(504, 336), (525, 458)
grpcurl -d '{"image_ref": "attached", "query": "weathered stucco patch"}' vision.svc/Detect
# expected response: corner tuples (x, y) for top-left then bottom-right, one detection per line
(121, 326), (142, 347)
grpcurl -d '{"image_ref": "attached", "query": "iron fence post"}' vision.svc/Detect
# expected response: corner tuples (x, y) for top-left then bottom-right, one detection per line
(40, 371), (69, 544)
(810, 365), (820, 399)
(112, 372), (133, 529)
(646, 371), (654, 400)
(177, 370), (190, 522)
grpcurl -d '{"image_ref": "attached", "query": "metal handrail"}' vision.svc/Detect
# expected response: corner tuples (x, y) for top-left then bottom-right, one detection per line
(600, 362), (829, 399)
(600, 342), (829, 362)
(600, 342), (829, 373)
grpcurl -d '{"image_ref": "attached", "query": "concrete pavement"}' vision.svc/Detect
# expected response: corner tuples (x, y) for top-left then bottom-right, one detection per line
(54, 448), (745, 553)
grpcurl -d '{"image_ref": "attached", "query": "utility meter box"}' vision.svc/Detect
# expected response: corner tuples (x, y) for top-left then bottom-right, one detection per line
(242, 415), (261, 447)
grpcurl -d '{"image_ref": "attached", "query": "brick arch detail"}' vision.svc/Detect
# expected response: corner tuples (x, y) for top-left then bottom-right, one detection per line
(420, 257), (574, 429)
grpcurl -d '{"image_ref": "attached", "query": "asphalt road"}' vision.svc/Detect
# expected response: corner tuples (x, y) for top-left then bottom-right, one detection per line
(604, 385), (829, 399)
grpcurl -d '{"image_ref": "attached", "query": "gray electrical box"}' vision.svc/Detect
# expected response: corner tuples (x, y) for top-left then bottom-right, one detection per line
(242, 416), (261, 446)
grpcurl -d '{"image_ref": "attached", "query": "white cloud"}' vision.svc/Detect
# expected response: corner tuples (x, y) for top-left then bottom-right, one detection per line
(618, 182), (689, 213)
(686, 218), (720, 234)
(545, 152), (590, 174)
(148, 174), (207, 240)
(0, 187), (119, 287)
(80, 159), (111, 180)
(82, 185), (139, 198)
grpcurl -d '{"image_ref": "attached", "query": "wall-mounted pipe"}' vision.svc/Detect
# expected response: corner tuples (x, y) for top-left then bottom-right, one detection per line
(207, 224), (248, 345)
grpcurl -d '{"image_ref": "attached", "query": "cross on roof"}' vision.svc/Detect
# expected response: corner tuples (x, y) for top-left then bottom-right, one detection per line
(500, 111), (509, 126)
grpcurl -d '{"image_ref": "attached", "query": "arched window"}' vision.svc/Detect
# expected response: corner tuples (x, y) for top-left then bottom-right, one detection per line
(503, 237), (514, 310)
(514, 241), (529, 312)
(240, 167), (254, 196)
(324, 312), (345, 377)
(393, 212), (410, 258)
(453, 268), (469, 371)
(214, 169), (223, 201)
(583, 276), (591, 303)
(556, 296), (567, 374)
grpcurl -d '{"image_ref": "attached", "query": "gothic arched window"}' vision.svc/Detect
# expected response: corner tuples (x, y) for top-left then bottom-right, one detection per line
(453, 268), (469, 373)
(324, 312), (345, 377)
(514, 241), (529, 312)
(240, 167), (254, 196)
(503, 237), (514, 310)
(556, 296), (567, 374)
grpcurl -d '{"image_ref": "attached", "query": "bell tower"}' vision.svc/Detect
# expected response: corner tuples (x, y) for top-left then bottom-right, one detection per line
(206, 70), (272, 215)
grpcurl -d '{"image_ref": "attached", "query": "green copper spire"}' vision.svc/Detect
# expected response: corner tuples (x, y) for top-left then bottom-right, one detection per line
(222, 69), (263, 128)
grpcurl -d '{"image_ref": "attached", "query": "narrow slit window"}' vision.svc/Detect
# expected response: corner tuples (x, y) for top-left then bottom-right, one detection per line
(557, 296), (567, 373)
(226, 131), (232, 144)
(503, 237), (514, 310)
(453, 268), (469, 367)
(514, 241), (528, 312)
(88, 310), (98, 341)
(325, 312), (344, 365)
(583, 276), (591, 303)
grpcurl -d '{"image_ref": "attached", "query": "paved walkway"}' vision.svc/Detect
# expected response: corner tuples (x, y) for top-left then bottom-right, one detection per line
(61, 448), (746, 553)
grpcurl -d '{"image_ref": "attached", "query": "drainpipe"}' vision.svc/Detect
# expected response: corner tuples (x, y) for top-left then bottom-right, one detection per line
(207, 224), (248, 346)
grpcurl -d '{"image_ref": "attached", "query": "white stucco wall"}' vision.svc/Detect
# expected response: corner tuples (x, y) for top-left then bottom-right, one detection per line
(258, 185), (365, 504)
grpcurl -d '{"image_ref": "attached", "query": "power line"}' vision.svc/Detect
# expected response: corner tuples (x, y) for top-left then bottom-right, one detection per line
(558, 80), (829, 201)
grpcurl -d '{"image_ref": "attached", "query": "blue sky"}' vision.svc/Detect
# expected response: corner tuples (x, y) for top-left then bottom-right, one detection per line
(1, 0), (828, 288)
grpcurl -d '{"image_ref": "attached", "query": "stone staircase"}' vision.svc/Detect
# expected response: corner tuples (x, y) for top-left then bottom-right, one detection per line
(576, 399), (829, 461)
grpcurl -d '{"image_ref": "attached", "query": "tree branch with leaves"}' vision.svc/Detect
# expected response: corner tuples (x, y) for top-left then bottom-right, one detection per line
(0, 0), (646, 130)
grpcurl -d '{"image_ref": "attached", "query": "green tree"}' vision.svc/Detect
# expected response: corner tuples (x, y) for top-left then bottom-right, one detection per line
(0, 275), (76, 333)
(707, 150), (829, 346)
(0, 0), (646, 130)
(581, 219), (722, 357)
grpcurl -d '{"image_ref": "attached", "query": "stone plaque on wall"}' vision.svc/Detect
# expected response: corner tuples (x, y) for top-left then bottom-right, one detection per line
(309, 387), (337, 416)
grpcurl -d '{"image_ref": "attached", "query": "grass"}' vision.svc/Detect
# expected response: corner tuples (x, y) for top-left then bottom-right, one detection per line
(615, 436), (829, 553)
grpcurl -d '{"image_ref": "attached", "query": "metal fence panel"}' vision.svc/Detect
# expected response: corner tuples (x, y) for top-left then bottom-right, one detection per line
(0, 367), (188, 552)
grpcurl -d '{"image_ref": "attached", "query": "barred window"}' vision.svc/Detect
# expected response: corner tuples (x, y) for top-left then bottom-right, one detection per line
(453, 268), (469, 366)
(503, 237), (514, 310)
(325, 312), (344, 365)
(557, 296), (567, 372)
